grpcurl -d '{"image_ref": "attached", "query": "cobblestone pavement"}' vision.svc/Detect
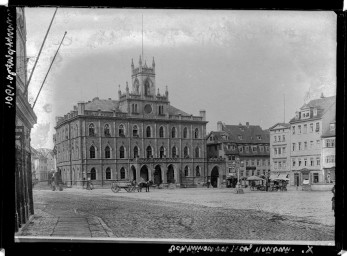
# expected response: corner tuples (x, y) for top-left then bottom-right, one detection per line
(18, 185), (334, 241)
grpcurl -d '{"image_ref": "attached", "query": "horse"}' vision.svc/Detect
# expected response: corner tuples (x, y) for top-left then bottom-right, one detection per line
(137, 180), (153, 192)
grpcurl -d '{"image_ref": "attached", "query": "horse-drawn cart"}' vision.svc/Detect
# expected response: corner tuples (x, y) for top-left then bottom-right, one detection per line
(111, 180), (136, 193)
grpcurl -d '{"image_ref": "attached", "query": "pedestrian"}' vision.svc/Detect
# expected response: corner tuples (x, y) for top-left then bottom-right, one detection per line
(51, 176), (56, 191)
(296, 182), (299, 191)
(332, 185), (335, 216)
(207, 179), (210, 188)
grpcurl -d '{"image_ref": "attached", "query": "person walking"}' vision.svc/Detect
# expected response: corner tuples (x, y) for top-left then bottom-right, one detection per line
(207, 179), (211, 188)
(51, 176), (56, 191)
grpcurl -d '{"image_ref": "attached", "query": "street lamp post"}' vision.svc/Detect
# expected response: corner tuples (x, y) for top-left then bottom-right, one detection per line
(235, 157), (244, 194)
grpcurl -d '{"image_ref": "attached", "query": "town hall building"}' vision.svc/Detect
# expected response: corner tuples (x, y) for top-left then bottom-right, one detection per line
(54, 56), (207, 188)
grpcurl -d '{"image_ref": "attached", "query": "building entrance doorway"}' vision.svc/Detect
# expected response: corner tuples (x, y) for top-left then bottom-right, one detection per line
(211, 166), (219, 188)
(140, 165), (149, 181)
(131, 166), (136, 181)
(294, 173), (300, 186)
(154, 165), (162, 185)
(167, 165), (175, 183)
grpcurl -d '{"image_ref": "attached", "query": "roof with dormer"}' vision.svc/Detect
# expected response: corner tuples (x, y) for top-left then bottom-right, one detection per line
(321, 119), (336, 138)
(208, 124), (270, 144)
(85, 97), (121, 112)
(290, 96), (336, 123)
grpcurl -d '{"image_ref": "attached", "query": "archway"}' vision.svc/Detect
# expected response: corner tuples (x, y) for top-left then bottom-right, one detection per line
(167, 164), (175, 183)
(131, 166), (136, 181)
(154, 165), (162, 185)
(140, 165), (149, 181)
(211, 166), (219, 188)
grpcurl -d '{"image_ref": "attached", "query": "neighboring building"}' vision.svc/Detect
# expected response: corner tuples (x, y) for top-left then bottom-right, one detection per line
(54, 56), (207, 188)
(31, 148), (55, 182)
(269, 123), (291, 180)
(30, 147), (40, 181)
(206, 121), (270, 188)
(321, 119), (335, 183)
(15, 8), (37, 232)
(289, 95), (336, 187)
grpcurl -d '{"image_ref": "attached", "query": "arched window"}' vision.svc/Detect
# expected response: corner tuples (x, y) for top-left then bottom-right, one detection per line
(119, 124), (125, 136)
(119, 146), (125, 159)
(159, 126), (164, 138)
(105, 167), (111, 180)
(90, 168), (96, 180)
(144, 80), (150, 96)
(146, 146), (152, 158)
(146, 126), (151, 138)
(105, 146), (110, 159)
(89, 123), (95, 136)
(194, 128), (199, 139)
(134, 146), (139, 158)
(120, 168), (125, 179)
(104, 124), (110, 136)
(184, 146), (189, 158)
(133, 125), (139, 137)
(90, 146), (95, 158)
(172, 147), (177, 158)
(184, 166), (189, 176)
(171, 127), (176, 138)
(196, 166), (200, 177)
(183, 127), (188, 138)
(160, 146), (165, 158)
(195, 147), (200, 158)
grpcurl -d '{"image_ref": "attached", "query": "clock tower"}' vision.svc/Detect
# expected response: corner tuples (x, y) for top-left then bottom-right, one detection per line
(118, 56), (169, 116)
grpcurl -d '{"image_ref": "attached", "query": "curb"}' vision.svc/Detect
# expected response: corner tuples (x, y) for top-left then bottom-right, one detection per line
(15, 214), (35, 236)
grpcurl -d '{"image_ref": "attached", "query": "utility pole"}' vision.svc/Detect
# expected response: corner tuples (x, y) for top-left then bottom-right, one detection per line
(32, 31), (67, 109)
(25, 8), (58, 95)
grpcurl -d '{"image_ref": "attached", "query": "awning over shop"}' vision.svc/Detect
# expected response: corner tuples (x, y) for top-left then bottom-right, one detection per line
(269, 174), (279, 180)
(277, 173), (289, 180)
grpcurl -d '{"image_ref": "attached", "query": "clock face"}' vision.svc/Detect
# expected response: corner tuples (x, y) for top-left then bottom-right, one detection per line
(144, 104), (152, 114)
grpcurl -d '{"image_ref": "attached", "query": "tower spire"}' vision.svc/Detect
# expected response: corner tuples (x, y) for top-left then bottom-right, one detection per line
(142, 14), (144, 62)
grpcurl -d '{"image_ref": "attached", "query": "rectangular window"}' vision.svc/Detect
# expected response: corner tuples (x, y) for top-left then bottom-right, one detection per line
(228, 155), (231, 160)
(292, 126), (295, 134)
(316, 122), (320, 132)
(257, 170), (260, 176)
(246, 170), (249, 176)
(246, 161), (249, 167)
(279, 162), (282, 168)
(304, 142), (307, 150)
(283, 147), (286, 154)
(292, 143), (296, 151)
(310, 141), (313, 149)
(274, 148), (277, 155)
(330, 123), (335, 131)
(298, 125), (301, 134)
(310, 158), (314, 166)
(282, 135), (285, 141)
(316, 157), (320, 166)
(310, 123), (313, 132)
(240, 171), (244, 177)
(245, 146), (249, 152)
(304, 158), (307, 166)
(317, 140), (320, 148)
(304, 124), (307, 134)
(252, 146), (257, 152)
(257, 160), (260, 166)
(298, 142), (301, 150)
(298, 159), (302, 166)
(278, 136), (281, 142)
(239, 146), (243, 152)
(278, 148), (281, 155)
(292, 159), (296, 167)
(232, 155), (235, 160)
(251, 160), (255, 166)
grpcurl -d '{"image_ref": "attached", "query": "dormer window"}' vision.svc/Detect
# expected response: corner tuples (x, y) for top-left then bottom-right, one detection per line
(313, 108), (318, 116)
(257, 135), (262, 140)
(330, 123), (335, 131)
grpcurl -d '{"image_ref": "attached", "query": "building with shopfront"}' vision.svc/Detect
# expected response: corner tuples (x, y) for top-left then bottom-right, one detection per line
(321, 119), (335, 183)
(54, 56), (207, 188)
(269, 123), (291, 181)
(206, 121), (270, 188)
(289, 95), (335, 187)
(15, 8), (37, 232)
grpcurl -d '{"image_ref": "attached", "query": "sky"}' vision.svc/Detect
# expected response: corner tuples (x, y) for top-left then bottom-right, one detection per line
(24, 8), (337, 149)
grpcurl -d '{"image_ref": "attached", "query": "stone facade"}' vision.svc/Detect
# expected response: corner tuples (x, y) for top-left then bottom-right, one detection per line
(269, 123), (291, 180)
(321, 120), (335, 183)
(289, 95), (335, 186)
(206, 122), (270, 188)
(15, 7), (37, 232)
(54, 57), (207, 187)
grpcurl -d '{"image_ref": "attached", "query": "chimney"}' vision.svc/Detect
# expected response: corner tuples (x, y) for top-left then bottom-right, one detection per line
(199, 110), (206, 121)
(77, 101), (85, 115)
(217, 121), (223, 131)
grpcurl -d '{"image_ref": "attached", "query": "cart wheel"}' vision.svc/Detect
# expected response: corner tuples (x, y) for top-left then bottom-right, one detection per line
(111, 183), (120, 193)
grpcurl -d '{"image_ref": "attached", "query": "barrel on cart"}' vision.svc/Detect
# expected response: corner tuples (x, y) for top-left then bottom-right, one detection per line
(111, 180), (137, 193)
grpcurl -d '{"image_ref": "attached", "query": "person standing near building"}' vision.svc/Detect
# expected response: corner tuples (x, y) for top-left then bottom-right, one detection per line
(51, 175), (56, 191)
